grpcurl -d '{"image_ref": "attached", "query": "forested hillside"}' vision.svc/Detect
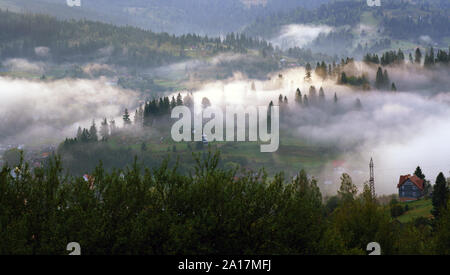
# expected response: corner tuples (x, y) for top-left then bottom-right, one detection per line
(0, 9), (273, 67)
(0, 0), (332, 35)
(244, 0), (450, 54)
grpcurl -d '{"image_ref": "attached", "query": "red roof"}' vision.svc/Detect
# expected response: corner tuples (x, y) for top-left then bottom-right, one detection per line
(397, 174), (424, 190)
(332, 160), (346, 168)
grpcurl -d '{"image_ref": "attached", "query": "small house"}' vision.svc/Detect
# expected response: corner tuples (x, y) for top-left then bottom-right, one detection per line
(397, 174), (424, 202)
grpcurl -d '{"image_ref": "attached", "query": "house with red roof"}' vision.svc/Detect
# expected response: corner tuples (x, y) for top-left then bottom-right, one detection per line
(397, 174), (425, 202)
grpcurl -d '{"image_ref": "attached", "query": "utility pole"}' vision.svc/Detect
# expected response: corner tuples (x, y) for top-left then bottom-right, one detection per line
(369, 158), (375, 198)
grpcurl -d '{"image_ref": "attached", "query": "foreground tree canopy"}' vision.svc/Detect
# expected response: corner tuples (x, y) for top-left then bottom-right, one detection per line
(0, 151), (449, 255)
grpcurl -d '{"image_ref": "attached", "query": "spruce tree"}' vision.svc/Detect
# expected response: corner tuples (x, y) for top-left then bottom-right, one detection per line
(319, 87), (325, 102)
(295, 88), (302, 105)
(109, 119), (116, 135)
(176, 93), (183, 106)
(415, 48), (422, 64)
(375, 67), (384, 89)
(123, 109), (131, 126)
(432, 172), (449, 219)
(414, 166), (425, 180)
(383, 69), (390, 89)
(76, 126), (82, 140)
(100, 118), (109, 140)
(391, 82), (397, 91)
(305, 63), (312, 82)
(278, 94), (283, 105)
(170, 96), (176, 109)
(303, 95), (309, 107)
(89, 120), (98, 142)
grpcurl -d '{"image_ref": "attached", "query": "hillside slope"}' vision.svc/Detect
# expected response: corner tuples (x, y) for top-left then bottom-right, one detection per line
(244, 0), (450, 56)
(0, 0), (332, 35)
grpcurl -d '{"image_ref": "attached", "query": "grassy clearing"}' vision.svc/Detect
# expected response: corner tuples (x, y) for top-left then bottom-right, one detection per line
(397, 199), (433, 223)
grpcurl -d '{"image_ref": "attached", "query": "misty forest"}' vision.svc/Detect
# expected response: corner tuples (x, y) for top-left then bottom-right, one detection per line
(1, 0), (450, 255)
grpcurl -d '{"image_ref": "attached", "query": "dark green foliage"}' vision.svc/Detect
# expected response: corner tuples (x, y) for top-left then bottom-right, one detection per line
(414, 166), (426, 180)
(295, 88), (302, 105)
(123, 109), (131, 126)
(339, 72), (369, 87)
(415, 48), (422, 64)
(375, 67), (389, 90)
(0, 151), (324, 255)
(1, 153), (449, 254)
(390, 202), (406, 218)
(391, 82), (397, 91)
(432, 172), (449, 219)
(0, 9), (272, 68)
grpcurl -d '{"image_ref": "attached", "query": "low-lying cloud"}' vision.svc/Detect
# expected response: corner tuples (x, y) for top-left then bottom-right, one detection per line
(176, 62), (450, 195)
(271, 24), (334, 50)
(0, 77), (137, 145)
(2, 58), (45, 73)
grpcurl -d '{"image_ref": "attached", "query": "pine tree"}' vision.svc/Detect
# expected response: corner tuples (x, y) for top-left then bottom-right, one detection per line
(432, 172), (449, 219)
(319, 87), (325, 102)
(415, 48), (422, 64)
(303, 95), (309, 107)
(183, 94), (194, 108)
(383, 69), (390, 89)
(430, 47), (435, 65)
(308, 86), (317, 104)
(338, 173), (357, 201)
(340, 72), (347, 84)
(295, 88), (302, 105)
(176, 93), (183, 106)
(109, 119), (117, 135)
(305, 63), (312, 82)
(268, 101), (274, 131)
(89, 120), (98, 142)
(123, 109), (131, 126)
(134, 110), (139, 125)
(278, 94), (283, 105)
(397, 48), (405, 63)
(109, 119), (116, 135)
(375, 67), (384, 89)
(100, 118), (109, 140)
(391, 82), (397, 91)
(80, 128), (90, 142)
(76, 126), (82, 140)
(138, 105), (144, 126)
(414, 166), (425, 180)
